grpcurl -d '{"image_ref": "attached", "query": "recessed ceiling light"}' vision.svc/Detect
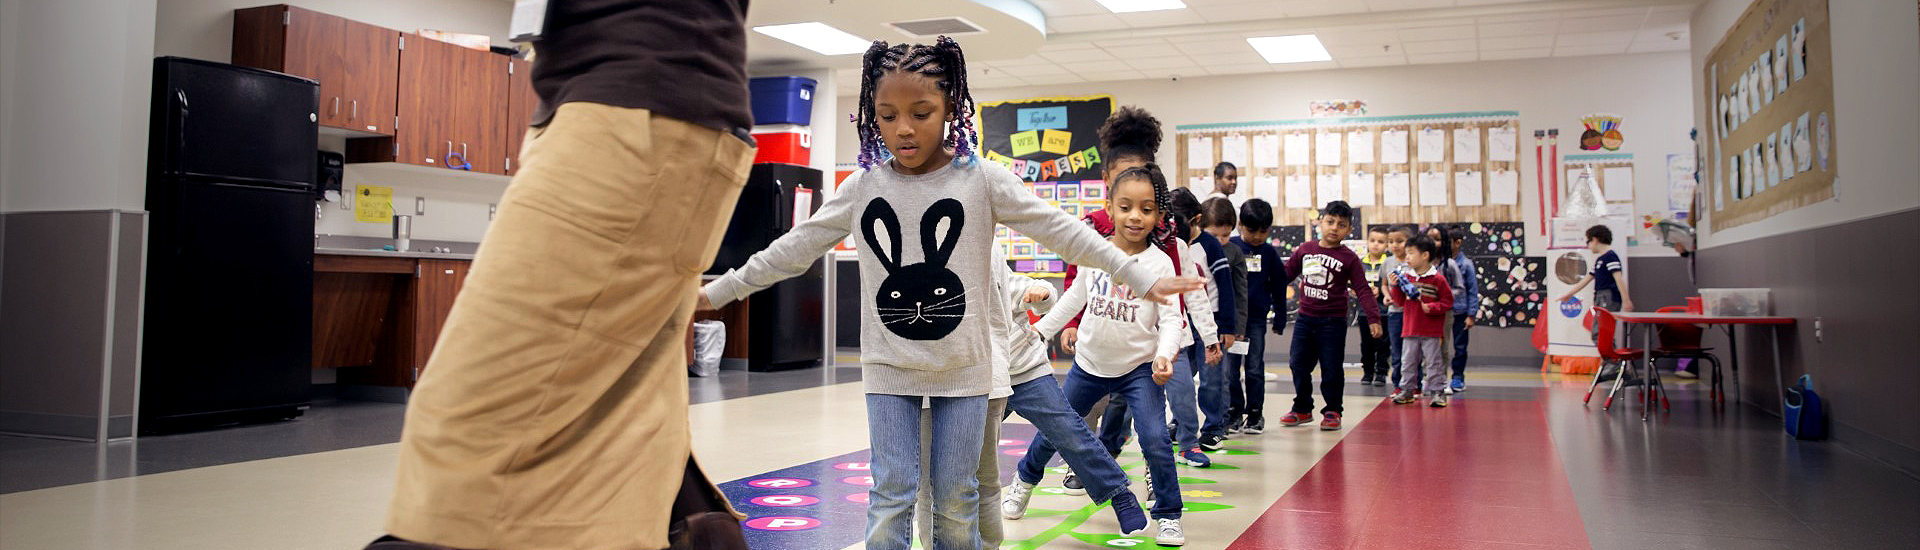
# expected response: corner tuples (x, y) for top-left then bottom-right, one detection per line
(1247, 34), (1333, 64)
(753, 22), (871, 55)
(1093, 0), (1187, 14)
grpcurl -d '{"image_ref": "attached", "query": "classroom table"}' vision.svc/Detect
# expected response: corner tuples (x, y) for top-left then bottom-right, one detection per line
(1608, 311), (1796, 419)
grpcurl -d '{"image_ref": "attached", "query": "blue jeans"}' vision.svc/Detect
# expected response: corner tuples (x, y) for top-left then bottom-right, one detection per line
(1094, 339), (1202, 451)
(1450, 312), (1471, 381)
(1386, 311), (1405, 386)
(1199, 338), (1231, 437)
(1224, 320), (1269, 420)
(1288, 315), (1347, 415)
(866, 394), (986, 550)
(1020, 361), (1184, 518)
(1007, 377), (1131, 505)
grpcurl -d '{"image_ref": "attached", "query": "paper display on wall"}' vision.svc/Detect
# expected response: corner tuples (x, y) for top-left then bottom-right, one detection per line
(1418, 171), (1448, 205)
(1380, 129), (1410, 163)
(1667, 154), (1697, 210)
(1316, 131), (1343, 166)
(1348, 171), (1375, 206)
(1316, 172), (1343, 203)
(1602, 166), (1634, 201)
(1489, 169), (1520, 205)
(1252, 133), (1281, 168)
(1454, 170), (1484, 206)
(1452, 127), (1482, 164)
(355, 185), (394, 223)
(1187, 136), (1213, 170)
(1347, 130), (1375, 163)
(1253, 175), (1281, 206)
(1417, 129), (1446, 163)
(1284, 174), (1312, 208)
(1283, 132), (1311, 166)
(1382, 171), (1412, 206)
(1219, 134), (1249, 169)
(1488, 127), (1518, 162)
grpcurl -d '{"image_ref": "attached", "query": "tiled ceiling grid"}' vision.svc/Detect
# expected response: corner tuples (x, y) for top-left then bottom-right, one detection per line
(835, 0), (1694, 93)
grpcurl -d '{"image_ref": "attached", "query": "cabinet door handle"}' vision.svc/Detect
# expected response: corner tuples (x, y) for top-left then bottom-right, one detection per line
(332, 97), (339, 118)
(446, 140), (454, 158)
(462, 142), (468, 159)
(351, 100), (358, 121)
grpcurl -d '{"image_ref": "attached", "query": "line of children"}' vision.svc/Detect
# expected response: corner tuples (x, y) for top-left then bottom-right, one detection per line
(701, 37), (1201, 550)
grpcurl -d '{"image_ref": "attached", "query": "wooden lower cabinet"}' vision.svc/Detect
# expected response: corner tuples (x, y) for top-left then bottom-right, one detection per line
(313, 254), (466, 388)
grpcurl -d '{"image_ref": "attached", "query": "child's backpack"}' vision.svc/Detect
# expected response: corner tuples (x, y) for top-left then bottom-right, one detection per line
(1783, 374), (1825, 440)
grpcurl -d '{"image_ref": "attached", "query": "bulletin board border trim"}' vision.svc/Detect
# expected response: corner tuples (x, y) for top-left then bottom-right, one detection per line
(975, 94), (1117, 110)
(1562, 153), (1635, 162)
(1174, 111), (1521, 133)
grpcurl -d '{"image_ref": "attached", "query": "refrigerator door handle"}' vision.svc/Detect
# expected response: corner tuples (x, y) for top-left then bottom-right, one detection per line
(172, 89), (190, 173)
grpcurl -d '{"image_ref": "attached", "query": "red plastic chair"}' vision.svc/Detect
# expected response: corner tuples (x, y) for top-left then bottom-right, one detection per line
(1650, 306), (1726, 403)
(1585, 308), (1666, 417)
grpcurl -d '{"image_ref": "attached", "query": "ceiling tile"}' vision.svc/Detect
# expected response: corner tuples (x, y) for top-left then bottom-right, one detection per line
(991, 54), (1061, 67)
(1558, 14), (1648, 34)
(1627, 38), (1689, 53)
(1455, 0), (1519, 5)
(1125, 56), (1197, 69)
(1049, 14), (1131, 33)
(1474, 13), (1559, 25)
(1174, 38), (1256, 55)
(1368, 0), (1459, 12)
(1285, 0), (1372, 17)
(1068, 60), (1135, 73)
(1117, 9), (1209, 28)
(1326, 42), (1399, 58)
(1478, 34), (1554, 50)
(1402, 38), (1476, 54)
(1203, 63), (1275, 75)
(1556, 31), (1637, 47)
(1194, 2), (1292, 22)
(1018, 74), (1087, 86)
(1104, 44), (1180, 59)
(1554, 43), (1630, 57)
(1398, 25), (1475, 42)
(1477, 21), (1559, 38)
(1272, 60), (1342, 72)
(1134, 67), (1189, 79)
(1407, 51), (1478, 65)
(1194, 51), (1269, 65)
(1316, 27), (1404, 45)
(1478, 47), (1552, 61)
(1040, 48), (1119, 63)
(971, 75), (1028, 88)
(1074, 70), (1149, 82)
(1641, 10), (1692, 28)
(1037, 41), (1101, 53)
(1030, 0), (1111, 17)
(1338, 54), (1409, 68)
(1093, 37), (1172, 49)
(997, 63), (1070, 77)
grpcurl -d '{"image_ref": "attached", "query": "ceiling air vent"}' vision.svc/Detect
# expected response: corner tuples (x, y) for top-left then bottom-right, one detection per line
(889, 17), (986, 38)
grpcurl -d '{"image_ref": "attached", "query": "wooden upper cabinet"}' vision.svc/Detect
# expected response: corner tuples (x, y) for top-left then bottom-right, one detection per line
(232, 5), (397, 136)
(504, 58), (535, 176)
(391, 32), (458, 168)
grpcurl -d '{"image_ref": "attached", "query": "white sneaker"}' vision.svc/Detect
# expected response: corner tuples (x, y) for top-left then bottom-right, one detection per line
(1155, 518), (1186, 546)
(1002, 480), (1034, 520)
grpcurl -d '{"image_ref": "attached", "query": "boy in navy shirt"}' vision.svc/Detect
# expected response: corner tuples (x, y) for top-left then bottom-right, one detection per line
(1559, 224), (1633, 327)
(1225, 199), (1286, 435)
(1278, 201), (1382, 431)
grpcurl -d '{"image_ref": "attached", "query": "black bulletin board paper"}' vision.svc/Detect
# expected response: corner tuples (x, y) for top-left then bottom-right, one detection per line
(978, 95), (1113, 182)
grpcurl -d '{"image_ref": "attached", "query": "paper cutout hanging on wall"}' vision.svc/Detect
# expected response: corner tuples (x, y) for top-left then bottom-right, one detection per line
(1041, 130), (1073, 155)
(1418, 171), (1448, 206)
(1580, 113), (1624, 151)
(1283, 133), (1311, 166)
(1010, 130), (1041, 156)
(1348, 171), (1375, 206)
(1252, 133), (1280, 168)
(1348, 130), (1374, 164)
(1284, 174), (1312, 208)
(1488, 127), (1518, 162)
(1380, 129), (1410, 164)
(1454, 170), (1483, 206)
(1382, 171), (1412, 206)
(1316, 172), (1344, 202)
(1417, 129), (1446, 163)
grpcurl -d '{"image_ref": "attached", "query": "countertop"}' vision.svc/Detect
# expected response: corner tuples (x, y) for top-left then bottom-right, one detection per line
(315, 247), (477, 260)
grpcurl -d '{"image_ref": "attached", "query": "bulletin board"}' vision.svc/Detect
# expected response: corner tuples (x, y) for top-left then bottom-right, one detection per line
(1175, 111), (1525, 228)
(976, 95), (1114, 277)
(1702, 0), (1836, 231)
(1561, 153), (1638, 248)
(1372, 221), (1543, 327)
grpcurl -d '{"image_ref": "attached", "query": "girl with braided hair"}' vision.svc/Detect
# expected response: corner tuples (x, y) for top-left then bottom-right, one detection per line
(701, 37), (1201, 550)
(1021, 163), (1191, 545)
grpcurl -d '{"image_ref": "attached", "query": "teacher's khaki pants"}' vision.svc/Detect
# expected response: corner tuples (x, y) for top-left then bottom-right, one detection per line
(385, 102), (754, 550)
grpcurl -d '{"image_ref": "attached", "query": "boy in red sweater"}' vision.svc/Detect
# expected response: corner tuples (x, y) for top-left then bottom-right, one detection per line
(1389, 235), (1456, 408)
(1277, 201), (1382, 430)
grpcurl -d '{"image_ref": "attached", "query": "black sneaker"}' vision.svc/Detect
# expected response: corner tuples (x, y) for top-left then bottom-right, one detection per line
(1372, 376), (1387, 387)
(1360, 373), (1376, 385)
(1243, 416), (1266, 434)
(1226, 415), (1245, 434)
(1198, 433), (1225, 451)
(1062, 471), (1086, 496)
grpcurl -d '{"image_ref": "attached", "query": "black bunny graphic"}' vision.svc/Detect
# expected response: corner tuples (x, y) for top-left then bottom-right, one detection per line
(863, 197), (968, 341)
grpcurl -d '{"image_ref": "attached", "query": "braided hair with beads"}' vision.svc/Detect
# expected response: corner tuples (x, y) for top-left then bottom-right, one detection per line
(852, 36), (979, 169)
(1109, 163), (1180, 256)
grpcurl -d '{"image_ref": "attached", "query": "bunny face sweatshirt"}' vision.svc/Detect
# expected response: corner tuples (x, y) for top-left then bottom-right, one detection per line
(704, 159), (1159, 397)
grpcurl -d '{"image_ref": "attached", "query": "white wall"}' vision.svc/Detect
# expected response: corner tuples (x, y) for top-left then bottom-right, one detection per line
(838, 51), (1698, 258)
(1688, 0), (1920, 249)
(0, 0), (159, 213)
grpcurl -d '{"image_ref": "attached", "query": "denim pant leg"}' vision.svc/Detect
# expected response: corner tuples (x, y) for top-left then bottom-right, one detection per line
(1386, 312), (1404, 385)
(1007, 377), (1130, 504)
(1451, 313), (1471, 380)
(1313, 317), (1348, 414)
(1288, 317), (1322, 414)
(866, 394), (925, 550)
(1114, 364), (1183, 518)
(924, 396), (987, 550)
(1244, 320), (1268, 418)
(1166, 343), (1201, 450)
(1223, 352), (1246, 417)
(1097, 397), (1130, 456)
(915, 397), (1004, 549)
(1198, 342), (1231, 437)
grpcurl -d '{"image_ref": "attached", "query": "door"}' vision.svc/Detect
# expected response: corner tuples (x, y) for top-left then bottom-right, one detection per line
(339, 18), (399, 135)
(504, 57), (535, 176)
(396, 33), (457, 168)
(453, 51), (506, 174)
(281, 6), (346, 129)
(413, 259), (469, 373)
(156, 57), (318, 186)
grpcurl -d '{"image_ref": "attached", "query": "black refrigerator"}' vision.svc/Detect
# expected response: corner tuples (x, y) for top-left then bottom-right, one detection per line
(142, 57), (317, 434)
(707, 163), (824, 371)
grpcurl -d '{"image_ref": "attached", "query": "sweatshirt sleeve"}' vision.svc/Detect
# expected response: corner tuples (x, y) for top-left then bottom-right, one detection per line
(1183, 244), (1218, 347)
(988, 167), (1160, 296)
(1267, 248), (1290, 322)
(704, 172), (857, 307)
(1203, 239), (1237, 336)
(1154, 256), (1186, 361)
(1460, 257), (1481, 316)
(1349, 253), (1382, 325)
(1032, 275), (1089, 338)
(1229, 246), (1249, 334)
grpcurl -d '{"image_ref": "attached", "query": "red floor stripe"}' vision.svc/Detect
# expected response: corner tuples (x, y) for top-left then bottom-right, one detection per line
(1228, 391), (1592, 550)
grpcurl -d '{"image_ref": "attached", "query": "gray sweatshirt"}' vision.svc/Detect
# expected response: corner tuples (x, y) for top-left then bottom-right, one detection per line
(704, 159), (1157, 397)
(994, 251), (1056, 389)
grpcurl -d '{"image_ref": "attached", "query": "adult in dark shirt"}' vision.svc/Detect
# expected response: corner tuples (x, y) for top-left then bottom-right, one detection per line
(372, 2), (757, 549)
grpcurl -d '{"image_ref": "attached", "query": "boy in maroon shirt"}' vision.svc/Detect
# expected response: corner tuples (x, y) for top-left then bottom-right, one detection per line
(1277, 201), (1382, 430)
(1388, 235), (1456, 407)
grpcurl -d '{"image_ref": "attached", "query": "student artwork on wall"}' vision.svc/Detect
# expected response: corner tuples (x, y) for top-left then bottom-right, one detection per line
(1578, 113), (1624, 151)
(1703, 0), (1836, 231)
(978, 95), (1114, 276)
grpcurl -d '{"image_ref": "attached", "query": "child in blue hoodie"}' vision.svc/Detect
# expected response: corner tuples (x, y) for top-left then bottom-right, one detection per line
(1224, 199), (1287, 435)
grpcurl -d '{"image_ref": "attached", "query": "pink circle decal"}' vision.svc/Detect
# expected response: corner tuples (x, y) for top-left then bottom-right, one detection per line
(841, 475), (874, 486)
(1002, 448), (1028, 457)
(845, 492), (870, 504)
(744, 516), (822, 531)
(832, 462), (871, 471)
(749, 495), (820, 507)
(997, 439), (1028, 447)
(747, 478), (814, 489)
